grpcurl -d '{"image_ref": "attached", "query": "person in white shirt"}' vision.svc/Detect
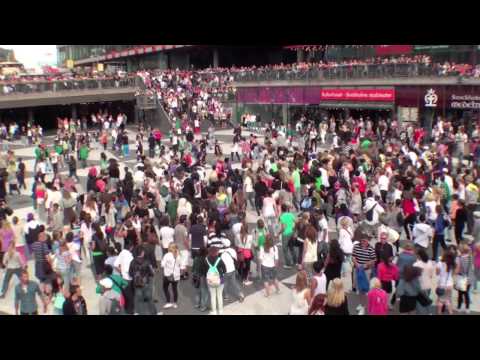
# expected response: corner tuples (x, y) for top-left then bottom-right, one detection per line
(159, 217), (175, 255)
(412, 214), (433, 250)
(317, 212), (329, 244)
(413, 248), (435, 315)
(338, 218), (354, 256)
(363, 192), (385, 226)
(310, 260), (327, 298)
(259, 235), (280, 297)
(219, 240), (245, 302)
(114, 246), (134, 281)
(378, 171), (390, 204)
(161, 243), (181, 309)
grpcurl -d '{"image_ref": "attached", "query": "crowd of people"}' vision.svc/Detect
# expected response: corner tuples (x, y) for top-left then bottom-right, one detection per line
(197, 56), (480, 79)
(1, 53), (480, 315)
(136, 69), (234, 128)
(0, 102), (479, 316)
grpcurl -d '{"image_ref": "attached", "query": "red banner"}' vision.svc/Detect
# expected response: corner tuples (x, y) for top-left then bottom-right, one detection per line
(320, 88), (395, 102)
(375, 45), (413, 56)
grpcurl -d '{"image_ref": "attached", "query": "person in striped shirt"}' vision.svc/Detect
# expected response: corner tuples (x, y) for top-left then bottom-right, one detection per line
(352, 237), (377, 292)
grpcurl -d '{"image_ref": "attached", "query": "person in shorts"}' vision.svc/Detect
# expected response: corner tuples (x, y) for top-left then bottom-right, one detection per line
(259, 234), (280, 297)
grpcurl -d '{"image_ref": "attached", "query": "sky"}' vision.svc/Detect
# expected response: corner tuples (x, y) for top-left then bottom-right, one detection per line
(0, 45), (57, 69)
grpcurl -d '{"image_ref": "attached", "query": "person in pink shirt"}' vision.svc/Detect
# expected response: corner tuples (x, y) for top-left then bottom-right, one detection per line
(377, 254), (399, 305)
(368, 278), (389, 316)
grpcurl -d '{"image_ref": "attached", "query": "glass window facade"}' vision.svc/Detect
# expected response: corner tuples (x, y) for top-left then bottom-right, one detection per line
(56, 45), (137, 66)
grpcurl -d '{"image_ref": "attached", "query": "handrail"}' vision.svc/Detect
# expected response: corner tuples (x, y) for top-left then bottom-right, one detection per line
(0, 76), (138, 96)
(231, 63), (464, 82)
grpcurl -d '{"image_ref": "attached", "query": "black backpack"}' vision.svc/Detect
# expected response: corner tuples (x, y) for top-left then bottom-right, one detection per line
(365, 204), (377, 222)
(26, 225), (41, 245)
(133, 268), (146, 288)
(396, 212), (405, 227)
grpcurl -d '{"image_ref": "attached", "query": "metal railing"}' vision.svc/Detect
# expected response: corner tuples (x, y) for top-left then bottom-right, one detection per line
(0, 76), (138, 96)
(231, 63), (461, 82)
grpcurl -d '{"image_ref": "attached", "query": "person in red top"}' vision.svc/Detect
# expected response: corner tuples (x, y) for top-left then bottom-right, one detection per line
(402, 192), (417, 240)
(352, 171), (367, 199)
(368, 278), (389, 316)
(377, 253), (399, 306)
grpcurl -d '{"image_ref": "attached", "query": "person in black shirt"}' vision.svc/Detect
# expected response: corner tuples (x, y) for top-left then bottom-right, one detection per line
(190, 215), (207, 259)
(148, 133), (155, 158)
(374, 232), (394, 271)
(253, 176), (268, 216)
(63, 285), (88, 315)
(128, 246), (156, 315)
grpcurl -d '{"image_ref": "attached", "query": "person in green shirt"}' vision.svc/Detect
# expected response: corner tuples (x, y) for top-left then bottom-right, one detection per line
(166, 193), (178, 226)
(253, 219), (268, 279)
(270, 162), (278, 174)
(360, 139), (372, 151)
(34, 145), (43, 171)
(95, 265), (128, 296)
(277, 204), (297, 268)
(79, 143), (89, 168)
(291, 166), (301, 211)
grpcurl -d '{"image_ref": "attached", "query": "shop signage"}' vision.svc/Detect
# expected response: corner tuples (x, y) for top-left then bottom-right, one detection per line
(450, 94), (480, 109)
(375, 45), (413, 56)
(320, 89), (395, 102)
(424, 89), (438, 108)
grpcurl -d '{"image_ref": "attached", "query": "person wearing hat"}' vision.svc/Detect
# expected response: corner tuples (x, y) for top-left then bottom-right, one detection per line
(98, 277), (123, 315)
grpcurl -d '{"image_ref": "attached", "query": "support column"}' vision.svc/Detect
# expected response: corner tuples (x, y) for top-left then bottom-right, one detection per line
(71, 104), (78, 120)
(213, 48), (219, 68)
(424, 108), (434, 140)
(282, 104), (288, 127)
(297, 49), (304, 63)
(27, 108), (34, 125)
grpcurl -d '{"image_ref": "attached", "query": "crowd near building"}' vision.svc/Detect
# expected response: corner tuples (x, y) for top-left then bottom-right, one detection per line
(0, 44), (479, 316)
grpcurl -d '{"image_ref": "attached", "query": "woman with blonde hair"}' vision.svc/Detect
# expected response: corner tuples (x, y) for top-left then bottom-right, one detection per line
(0, 219), (14, 268)
(289, 270), (311, 315)
(367, 278), (388, 315)
(0, 241), (25, 298)
(161, 243), (181, 309)
(83, 195), (99, 223)
(324, 278), (350, 315)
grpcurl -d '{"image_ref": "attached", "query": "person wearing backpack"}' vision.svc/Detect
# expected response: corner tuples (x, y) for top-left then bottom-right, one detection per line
(98, 277), (124, 315)
(201, 246), (226, 315)
(128, 246), (157, 315)
(124, 244), (156, 315)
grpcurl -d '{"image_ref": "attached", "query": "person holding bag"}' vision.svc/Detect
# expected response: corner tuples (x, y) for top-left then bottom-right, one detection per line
(161, 243), (181, 310)
(237, 222), (254, 286)
(435, 251), (455, 315)
(455, 244), (474, 313)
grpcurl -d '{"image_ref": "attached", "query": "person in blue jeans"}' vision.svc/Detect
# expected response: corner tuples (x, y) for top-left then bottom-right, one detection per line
(433, 205), (448, 262)
(192, 247), (210, 312)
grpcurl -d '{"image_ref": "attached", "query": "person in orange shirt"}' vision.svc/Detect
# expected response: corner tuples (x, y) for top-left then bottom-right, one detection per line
(450, 194), (459, 223)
